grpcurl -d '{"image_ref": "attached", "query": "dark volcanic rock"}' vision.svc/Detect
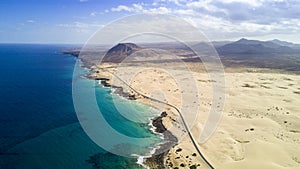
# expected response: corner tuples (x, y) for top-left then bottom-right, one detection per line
(103, 43), (141, 62)
(61, 50), (80, 57)
(144, 111), (178, 169)
(98, 78), (111, 87)
(152, 112), (167, 133)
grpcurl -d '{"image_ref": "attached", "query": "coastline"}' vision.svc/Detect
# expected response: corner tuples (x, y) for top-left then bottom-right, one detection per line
(143, 112), (178, 169)
(80, 61), (177, 169)
(95, 75), (178, 169)
(66, 51), (300, 169)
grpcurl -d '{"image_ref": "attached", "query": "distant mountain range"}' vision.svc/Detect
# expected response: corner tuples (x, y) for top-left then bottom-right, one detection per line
(63, 38), (300, 59)
(216, 38), (300, 55)
(63, 38), (300, 73)
(269, 39), (300, 49)
(211, 38), (300, 73)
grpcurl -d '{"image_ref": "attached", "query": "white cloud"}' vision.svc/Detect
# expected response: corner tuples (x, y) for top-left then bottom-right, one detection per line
(111, 5), (134, 12)
(174, 9), (196, 15)
(152, 0), (189, 6)
(110, 4), (171, 14)
(220, 0), (262, 7)
(110, 3), (149, 13)
(105, 0), (300, 42)
(166, 0), (188, 6)
(86, 14), (214, 44)
(26, 20), (35, 23)
(90, 12), (97, 16)
(133, 4), (144, 11)
(186, 1), (227, 13)
(221, 0), (287, 7)
(147, 7), (171, 14)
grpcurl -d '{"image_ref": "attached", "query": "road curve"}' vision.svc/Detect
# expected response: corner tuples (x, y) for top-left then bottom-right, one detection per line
(98, 67), (214, 169)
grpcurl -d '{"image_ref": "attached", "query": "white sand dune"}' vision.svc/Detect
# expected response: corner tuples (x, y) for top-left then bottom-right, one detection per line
(94, 62), (300, 169)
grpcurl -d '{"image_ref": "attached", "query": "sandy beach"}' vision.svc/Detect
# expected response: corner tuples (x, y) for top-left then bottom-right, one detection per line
(90, 61), (300, 169)
(3, 0), (300, 168)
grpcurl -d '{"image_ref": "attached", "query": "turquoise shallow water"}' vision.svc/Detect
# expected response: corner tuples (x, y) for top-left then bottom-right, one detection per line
(0, 44), (162, 169)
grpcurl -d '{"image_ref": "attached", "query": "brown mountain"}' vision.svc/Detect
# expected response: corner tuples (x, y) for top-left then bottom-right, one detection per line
(216, 38), (296, 55)
(103, 43), (141, 62)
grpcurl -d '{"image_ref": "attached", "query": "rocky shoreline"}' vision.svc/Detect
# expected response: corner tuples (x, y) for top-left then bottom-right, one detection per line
(96, 77), (137, 100)
(94, 75), (178, 169)
(81, 64), (178, 169)
(144, 112), (178, 169)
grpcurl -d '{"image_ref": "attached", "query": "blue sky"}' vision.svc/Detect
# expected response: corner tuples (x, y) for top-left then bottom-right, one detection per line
(1, 0), (300, 43)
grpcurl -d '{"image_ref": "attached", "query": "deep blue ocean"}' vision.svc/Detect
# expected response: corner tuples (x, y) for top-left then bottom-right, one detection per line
(0, 44), (161, 169)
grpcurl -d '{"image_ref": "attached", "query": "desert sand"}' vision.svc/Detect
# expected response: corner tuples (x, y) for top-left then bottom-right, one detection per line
(91, 62), (300, 169)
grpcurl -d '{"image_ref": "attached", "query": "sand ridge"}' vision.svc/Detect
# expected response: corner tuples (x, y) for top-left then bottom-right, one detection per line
(92, 62), (300, 169)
